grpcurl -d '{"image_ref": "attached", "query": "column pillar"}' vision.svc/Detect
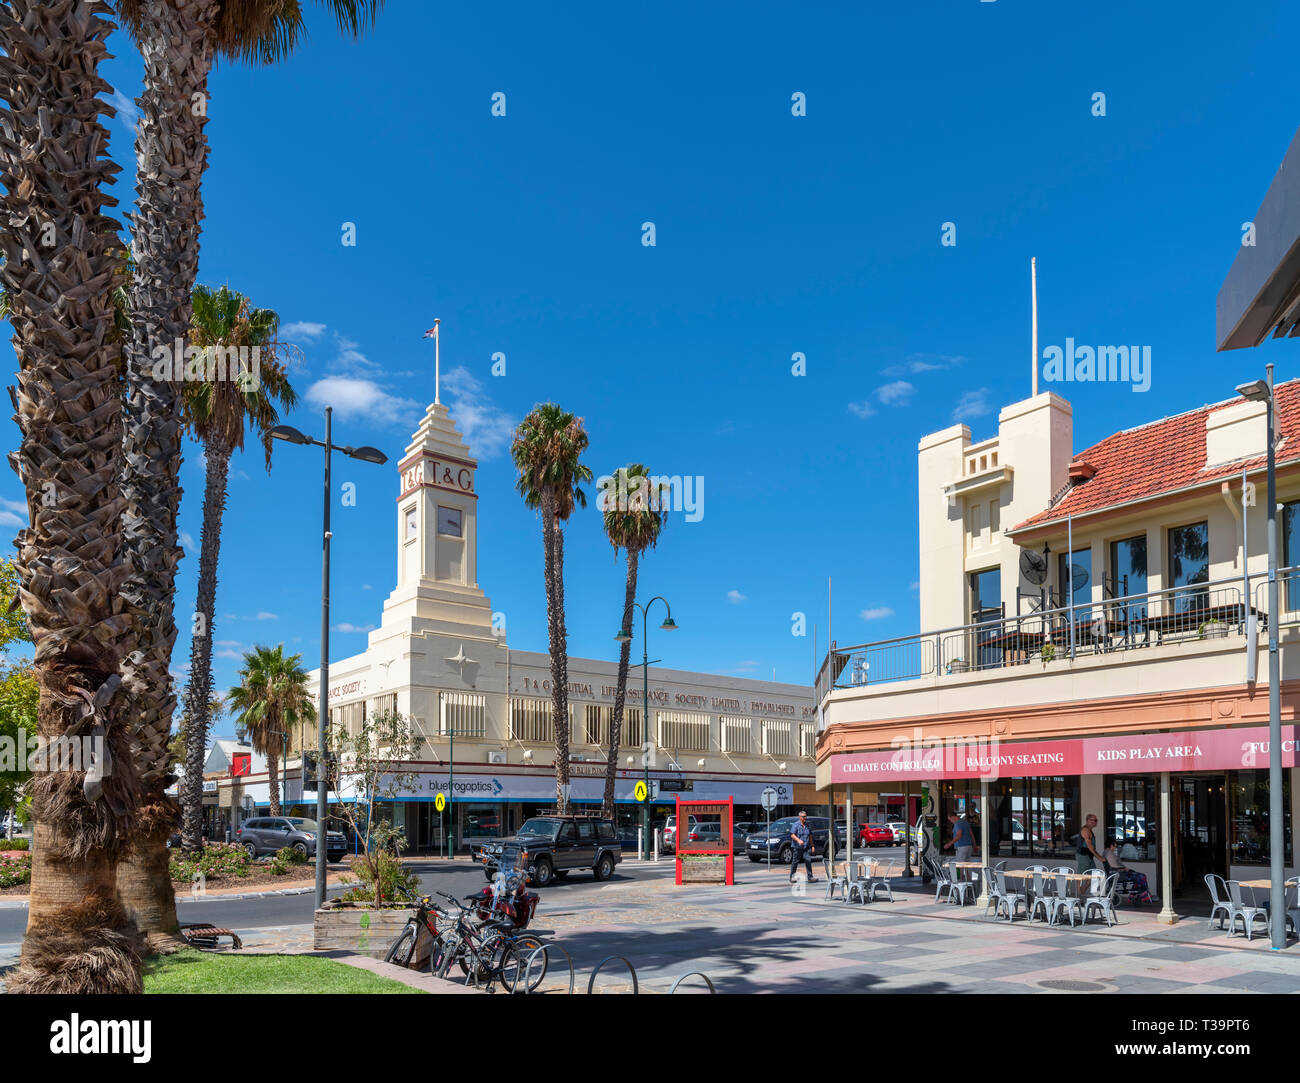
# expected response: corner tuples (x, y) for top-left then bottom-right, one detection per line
(1157, 771), (1180, 925)
(845, 784), (854, 870)
(978, 777), (990, 901)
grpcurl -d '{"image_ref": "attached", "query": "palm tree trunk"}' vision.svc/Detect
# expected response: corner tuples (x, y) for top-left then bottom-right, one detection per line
(602, 550), (640, 817)
(117, 0), (218, 945)
(0, 0), (143, 993)
(540, 494), (571, 812)
(180, 438), (231, 850)
(267, 745), (280, 816)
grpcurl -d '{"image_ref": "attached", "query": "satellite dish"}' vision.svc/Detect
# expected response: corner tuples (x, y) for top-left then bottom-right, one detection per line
(1020, 548), (1048, 586)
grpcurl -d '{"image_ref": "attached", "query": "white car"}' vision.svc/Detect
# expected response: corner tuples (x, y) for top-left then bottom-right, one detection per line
(886, 822), (909, 843)
(660, 814), (698, 854)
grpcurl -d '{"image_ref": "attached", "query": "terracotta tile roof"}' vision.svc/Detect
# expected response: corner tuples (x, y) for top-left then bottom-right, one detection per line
(1009, 379), (1300, 534)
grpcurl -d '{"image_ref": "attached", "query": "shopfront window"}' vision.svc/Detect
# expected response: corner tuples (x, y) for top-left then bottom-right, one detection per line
(938, 783), (981, 850)
(1105, 776), (1157, 862)
(1168, 520), (1209, 613)
(1230, 770), (1293, 867)
(1283, 502), (1300, 611)
(987, 776), (1080, 858)
(1057, 548), (1092, 622)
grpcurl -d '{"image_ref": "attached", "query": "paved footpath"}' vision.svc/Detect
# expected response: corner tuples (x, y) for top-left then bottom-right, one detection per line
(5, 862), (1299, 993)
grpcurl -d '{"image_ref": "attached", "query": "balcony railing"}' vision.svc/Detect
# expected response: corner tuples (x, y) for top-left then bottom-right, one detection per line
(816, 566), (1298, 704)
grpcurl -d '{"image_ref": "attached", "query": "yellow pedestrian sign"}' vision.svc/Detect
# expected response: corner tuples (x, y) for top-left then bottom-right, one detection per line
(634, 781), (648, 803)
(435, 792), (446, 812)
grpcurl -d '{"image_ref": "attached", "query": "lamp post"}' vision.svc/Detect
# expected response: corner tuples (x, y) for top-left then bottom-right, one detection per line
(269, 411), (387, 910)
(616, 596), (678, 860)
(1236, 367), (1284, 951)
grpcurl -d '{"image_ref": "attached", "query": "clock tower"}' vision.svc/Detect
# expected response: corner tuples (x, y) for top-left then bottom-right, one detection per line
(375, 400), (496, 639)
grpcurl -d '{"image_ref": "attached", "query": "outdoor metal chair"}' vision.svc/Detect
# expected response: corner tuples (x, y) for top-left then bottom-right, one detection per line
(1204, 873), (1232, 929)
(825, 860), (851, 901)
(946, 860), (977, 906)
(926, 856), (955, 904)
(982, 866), (1006, 918)
(1083, 872), (1120, 927)
(847, 858), (878, 903)
(1048, 873), (1083, 927)
(864, 858), (902, 903)
(993, 869), (1026, 922)
(1051, 866), (1074, 877)
(1268, 883), (1300, 940)
(1028, 871), (1053, 922)
(1224, 880), (1270, 941)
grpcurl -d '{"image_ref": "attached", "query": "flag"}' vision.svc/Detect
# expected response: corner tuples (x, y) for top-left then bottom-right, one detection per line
(423, 324), (438, 339)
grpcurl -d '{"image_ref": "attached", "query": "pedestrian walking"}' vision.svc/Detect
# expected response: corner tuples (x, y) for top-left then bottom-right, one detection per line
(1074, 813), (1104, 872)
(788, 810), (816, 882)
(942, 811), (977, 863)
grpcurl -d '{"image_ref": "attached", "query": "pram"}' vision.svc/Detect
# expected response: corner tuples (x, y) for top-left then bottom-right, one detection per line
(1113, 867), (1152, 906)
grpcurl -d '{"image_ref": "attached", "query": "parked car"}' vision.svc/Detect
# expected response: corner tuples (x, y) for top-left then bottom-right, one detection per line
(858, 823), (895, 847)
(886, 822), (910, 843)
(235, 816), (347, 861)
(660, 814), (698, 854)
(683, 822), (747, 854)
(746, 816), (834, 864)
(477, 814), (622, 888)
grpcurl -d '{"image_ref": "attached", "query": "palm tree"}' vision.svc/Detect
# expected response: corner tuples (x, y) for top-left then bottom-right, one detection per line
(511, 405), (592, 813)
(112, 0), (384, 940)
(0, 0), (143, 993)
(228, 645), (316, 818)
(600, 466), (669, 817)
(178, 285), (298, 850)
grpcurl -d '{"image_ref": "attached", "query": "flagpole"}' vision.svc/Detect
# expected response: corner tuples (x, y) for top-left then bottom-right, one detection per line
(1031, 257), (1039, 397)
(434, 318), (441, 405)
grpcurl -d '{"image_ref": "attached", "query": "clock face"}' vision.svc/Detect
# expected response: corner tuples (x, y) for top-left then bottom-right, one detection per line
(437, 506), (463, 537)
(404, 505), (417, 539)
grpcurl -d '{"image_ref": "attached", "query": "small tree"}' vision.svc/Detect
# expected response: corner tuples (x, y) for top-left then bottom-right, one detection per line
(327, 709), (419, 907)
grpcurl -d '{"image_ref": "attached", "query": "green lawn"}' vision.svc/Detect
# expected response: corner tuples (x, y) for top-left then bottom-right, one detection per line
(144, 949), (422, 994)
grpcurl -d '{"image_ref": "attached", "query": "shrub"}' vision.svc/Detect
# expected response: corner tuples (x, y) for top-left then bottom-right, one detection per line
(337, 849), (418, 905)
(0, 838), (29, 851)
(169, 842), (252, 884)
(269, 846), (310, 876)
(0, 852), (31, 888)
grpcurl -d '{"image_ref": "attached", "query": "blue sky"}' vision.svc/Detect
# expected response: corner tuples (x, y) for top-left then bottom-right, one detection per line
(3, 1), (1299, 740)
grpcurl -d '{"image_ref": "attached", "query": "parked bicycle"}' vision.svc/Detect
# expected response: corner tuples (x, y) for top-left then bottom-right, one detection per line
(429, 891), (548, 992)
(383, 894), (448, 969)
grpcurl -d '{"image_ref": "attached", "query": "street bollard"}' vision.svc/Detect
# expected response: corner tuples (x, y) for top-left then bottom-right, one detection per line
(637, 827), (643, 860)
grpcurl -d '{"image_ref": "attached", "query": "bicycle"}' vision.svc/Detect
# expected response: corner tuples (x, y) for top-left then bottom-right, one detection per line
(429, 891), (548, 992)
(383, 894), (448, 969)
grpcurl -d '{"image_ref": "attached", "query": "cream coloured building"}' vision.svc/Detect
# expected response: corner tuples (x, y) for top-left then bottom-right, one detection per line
(248, 397), (816, 850)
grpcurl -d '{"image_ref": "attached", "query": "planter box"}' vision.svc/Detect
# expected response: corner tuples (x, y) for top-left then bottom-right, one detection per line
(1202, 622), (1229, 639)
(313, 902), (414, 958)
(679, 855), (727, 883)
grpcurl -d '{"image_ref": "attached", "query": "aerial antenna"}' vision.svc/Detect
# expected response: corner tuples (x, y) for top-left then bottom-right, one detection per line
(1031, 257), (1039, 397)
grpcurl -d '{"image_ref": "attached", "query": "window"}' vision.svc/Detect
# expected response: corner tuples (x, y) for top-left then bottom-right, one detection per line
(720, 716), (753, 754)
(1167, 520), (1209, 613)
(440, 691), (485, 737)
(1230, 769), (1293, 866)
(657, 710), (709, 752)
(585, 704), (641, 746)
(1109, 534), (1148, 599)
(329, 699), (365, 737)
(760, 720), (793, 757)
(1057, 548), (1092, 622)
(986, 776), (1081, 858)
(1283, 502), (1300, 610)
(969, 567), (1002, 670)
(372, 693), (397, 718)
(437, 506), (462, 537)
(510, 697), (553, 743)
(799, 724), (816, 759)
(404, 504), (417, 540)
(584, 704), (609, 746)
(557, 823), (575, 844)
(1105, 776), (1157, 862)
(576, 821), (594, 842)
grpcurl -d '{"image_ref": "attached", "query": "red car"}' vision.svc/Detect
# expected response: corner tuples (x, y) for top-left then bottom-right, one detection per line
(858, 823), (895, 847)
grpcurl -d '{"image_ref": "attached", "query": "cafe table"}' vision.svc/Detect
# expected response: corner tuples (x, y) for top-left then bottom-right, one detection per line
(1001, 871), (1093, 922)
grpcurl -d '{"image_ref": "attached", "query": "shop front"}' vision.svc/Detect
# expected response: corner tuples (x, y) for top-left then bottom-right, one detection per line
(825, 724), (1300, 916)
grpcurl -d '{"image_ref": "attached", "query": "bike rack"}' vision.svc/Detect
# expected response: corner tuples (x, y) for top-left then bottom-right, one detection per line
(521, 941), (574, 995)
(587, 954), (638, 995)
(668, 971), (716, 994)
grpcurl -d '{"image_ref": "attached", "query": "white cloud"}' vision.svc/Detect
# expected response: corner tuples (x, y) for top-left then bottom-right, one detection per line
(441, 365), (515, 460)
(882, 353), (965, 378)
(860, 606), (895, 621)
(726, 589), (747, 605)
(362, 584), (373, 590)
(847, 400), (876, 419)
(281, 321), (327, 342)
(179, 530), (196, 550)
(255, 612), (278, 621)
(305, 376), (419, 425)
(106, 88), (139, 134)
(333, 622), (376, 633)
(0, 496), (26, 528)
(215, 649), (243, 660)
(952, 388), (993, 421)
(876, 380), (914, 407)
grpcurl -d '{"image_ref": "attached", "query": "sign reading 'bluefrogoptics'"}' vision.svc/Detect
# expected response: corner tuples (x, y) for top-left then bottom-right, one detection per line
(361, 771), (793, 805)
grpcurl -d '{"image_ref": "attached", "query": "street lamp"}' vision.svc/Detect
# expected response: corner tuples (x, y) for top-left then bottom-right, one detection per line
(1236, 367), (1285, 950)
(615, 596), (678, 860)
(270, 409), (388, 909)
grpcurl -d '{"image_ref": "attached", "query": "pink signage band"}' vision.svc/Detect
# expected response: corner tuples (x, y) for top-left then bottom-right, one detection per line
(828, 725), (1300, 784)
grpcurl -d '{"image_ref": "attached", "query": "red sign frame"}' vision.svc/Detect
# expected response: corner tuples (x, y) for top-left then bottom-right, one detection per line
(673, 796), (734, 885)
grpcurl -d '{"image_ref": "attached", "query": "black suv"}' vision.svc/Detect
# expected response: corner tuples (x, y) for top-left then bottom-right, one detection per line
(746, 816), (841, 864)
(236, 816), (348, 862)
(476, 815), (621, 887)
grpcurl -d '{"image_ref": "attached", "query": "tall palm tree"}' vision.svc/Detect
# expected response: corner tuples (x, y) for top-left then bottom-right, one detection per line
(0, 0), (144, 994)
(512, 406), (592, 813)
(600, 466), (669, 817)
(178, 285), (298, 850)
(228, 645), (316, 818)
(112, 0), (384, 940)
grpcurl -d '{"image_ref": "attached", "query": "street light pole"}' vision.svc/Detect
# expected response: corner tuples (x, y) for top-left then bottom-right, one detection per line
(268, 412), (387, 911)
(617, 596), (677, 860)
(1237, 367), (1284, 950)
